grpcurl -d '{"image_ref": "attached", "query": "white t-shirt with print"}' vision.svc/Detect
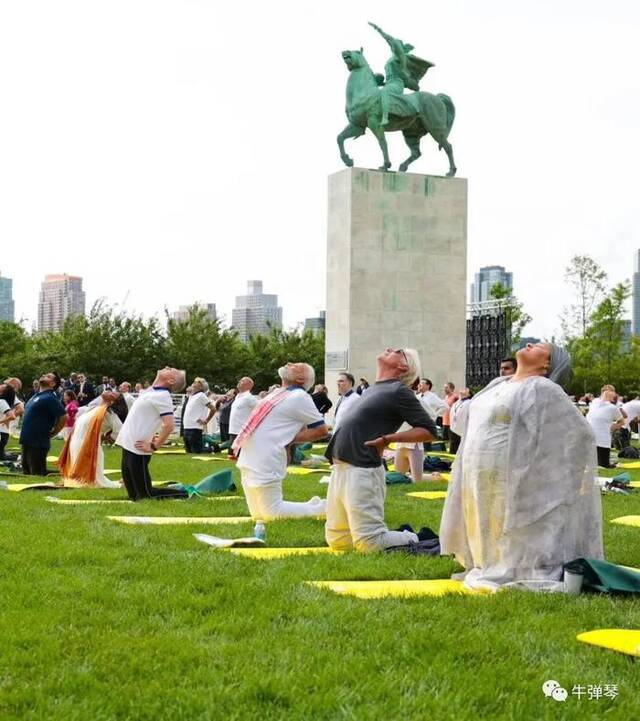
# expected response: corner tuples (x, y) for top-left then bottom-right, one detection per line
(586, 402), (623, 448)
(183, 392), (211, 431)
(116, 387), (175, 455)
(237, 388), (324, 484)
(229, 390), (259, 435)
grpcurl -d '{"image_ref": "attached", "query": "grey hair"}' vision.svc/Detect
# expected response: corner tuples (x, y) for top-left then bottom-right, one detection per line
(278, 363), (316, 391)
(547, 343), (572, 389)
(399, 348), (422, 387)
(172, 370), (187, 393)
(192, 377), (209, 393)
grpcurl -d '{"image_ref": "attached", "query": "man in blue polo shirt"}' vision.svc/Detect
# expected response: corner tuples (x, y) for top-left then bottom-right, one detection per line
(20, 372), (67, 476)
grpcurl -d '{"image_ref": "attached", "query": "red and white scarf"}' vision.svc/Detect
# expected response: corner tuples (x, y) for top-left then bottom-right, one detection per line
(232, 387), (289, 451)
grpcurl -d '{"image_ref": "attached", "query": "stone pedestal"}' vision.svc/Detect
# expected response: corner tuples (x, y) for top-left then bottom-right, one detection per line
(325, 168), (467, 411)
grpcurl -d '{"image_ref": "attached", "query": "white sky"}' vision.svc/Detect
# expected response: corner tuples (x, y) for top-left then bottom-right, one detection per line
(1, 0), (638, 338)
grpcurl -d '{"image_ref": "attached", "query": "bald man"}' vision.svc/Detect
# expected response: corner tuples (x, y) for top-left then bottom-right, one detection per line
(229, 376), (258, 456)
(116, 366), (188, 500)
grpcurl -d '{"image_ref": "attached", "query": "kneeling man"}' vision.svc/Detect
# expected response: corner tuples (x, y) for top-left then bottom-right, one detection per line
(234, 363), (328, 520)
(325, 348), (437, 552)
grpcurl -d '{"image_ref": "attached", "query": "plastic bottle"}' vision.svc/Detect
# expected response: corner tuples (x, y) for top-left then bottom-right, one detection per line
(253, 519), (266, 541)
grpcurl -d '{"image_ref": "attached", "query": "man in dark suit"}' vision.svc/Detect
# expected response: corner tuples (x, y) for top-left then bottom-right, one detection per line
(75, 373), (96, 407)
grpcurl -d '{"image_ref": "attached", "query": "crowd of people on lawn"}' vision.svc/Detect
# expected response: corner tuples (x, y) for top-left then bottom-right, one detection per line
(3, 338), (636, 591)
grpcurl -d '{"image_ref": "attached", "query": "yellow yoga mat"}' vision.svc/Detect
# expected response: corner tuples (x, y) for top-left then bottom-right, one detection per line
(311, 444), (327, 450)
(629, 481), (640, 488)
(46, 497), (132, 505)
(407, 491), (448, 500)
(46, 455), (59, 462)
(287, 466), (326, 475)
(308, 579), (484, 599)
(46, 496), (239, 505)
(192, 456), (227, 462)
(223, 547), (345, 560)
(427, 451), (456, 460)
(8, 482), (62, 492)
(577, 629), (640, 657)
(103, 469), (120, 474)
(108, 515), (251, 525)
(617, 461), (640, 469)
(154, 449), (186, 455)
(611, 516), (640, 528)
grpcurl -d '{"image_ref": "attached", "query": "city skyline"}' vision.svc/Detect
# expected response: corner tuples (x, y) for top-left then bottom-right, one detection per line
(231, 280), (283, 342)
(0, 271), (14, 323)
(1, 3), (637, 341)
(37, 273), (85, 332)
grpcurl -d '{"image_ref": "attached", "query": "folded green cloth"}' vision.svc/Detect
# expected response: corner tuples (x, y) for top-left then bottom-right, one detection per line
(565, 558), (640, 594)
(385, 471), (411, 485)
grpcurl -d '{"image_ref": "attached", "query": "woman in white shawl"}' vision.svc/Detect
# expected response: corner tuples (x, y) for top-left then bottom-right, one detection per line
(440, 342), (603, 592)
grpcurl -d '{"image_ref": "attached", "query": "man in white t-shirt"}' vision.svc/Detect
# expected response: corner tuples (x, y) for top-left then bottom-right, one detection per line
(236, 363), (328, 520)
(586, 390), (624, 468)
(182, 377), (215, 453)
(118, 381), (136, 410)
(116, 366), (188, 500)
(229, 377), (259, 456)
(617, 395), (640, 448)
(332, 372), (361, 431)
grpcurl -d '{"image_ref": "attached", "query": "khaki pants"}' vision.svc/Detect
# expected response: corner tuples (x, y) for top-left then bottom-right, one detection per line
(325, 463), (418, 552)
(241, 473), (326, 520)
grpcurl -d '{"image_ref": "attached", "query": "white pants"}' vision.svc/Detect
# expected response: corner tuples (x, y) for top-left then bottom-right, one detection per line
(241, 474), (326, 521)
(394, 445), (424, 483)
(325, 463), (418, 553)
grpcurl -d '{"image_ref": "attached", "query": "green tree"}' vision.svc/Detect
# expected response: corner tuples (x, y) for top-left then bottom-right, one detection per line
(562, 254), (607, 340)
(568, 282), (639, 394)
(164, 305), (248, 389)
(489, 282), (532, 350)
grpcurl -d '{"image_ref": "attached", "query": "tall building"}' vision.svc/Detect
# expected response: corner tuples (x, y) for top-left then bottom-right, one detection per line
(0, 272), (15, 322)
(470, 265), (513, 303)
(172, 302), (217, 323)
(38, 274), (85, 332)
(232, 280), (282, 342)
(632, 251), (640, 336)
(304, 310), (326, 335)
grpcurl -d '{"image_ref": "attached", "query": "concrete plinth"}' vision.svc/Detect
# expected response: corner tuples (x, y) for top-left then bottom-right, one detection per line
(325, 168), (467, 410)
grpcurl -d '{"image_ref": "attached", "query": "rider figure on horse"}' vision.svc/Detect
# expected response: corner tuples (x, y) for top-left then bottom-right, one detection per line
(369, 22), (434, 127)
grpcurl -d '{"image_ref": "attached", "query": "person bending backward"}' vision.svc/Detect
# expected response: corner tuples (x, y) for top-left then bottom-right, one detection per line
(440, 342), (603, 592)
(116, 367), (190, 500)
(228, 376), (259, 453)
(324, 348), (437, 552)
(19, 372), (68, 476)
(182, 377), (215, 453)
(234, 363), (328, 520)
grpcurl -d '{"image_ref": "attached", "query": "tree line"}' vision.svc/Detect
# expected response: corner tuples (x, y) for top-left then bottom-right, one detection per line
(0, 303), (325, 392)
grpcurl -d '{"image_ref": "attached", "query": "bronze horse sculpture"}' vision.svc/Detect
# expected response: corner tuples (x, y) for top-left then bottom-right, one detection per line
(337, 48), (456, 176)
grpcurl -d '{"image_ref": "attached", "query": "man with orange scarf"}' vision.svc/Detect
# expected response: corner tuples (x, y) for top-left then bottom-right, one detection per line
(59, 391), (123, 487)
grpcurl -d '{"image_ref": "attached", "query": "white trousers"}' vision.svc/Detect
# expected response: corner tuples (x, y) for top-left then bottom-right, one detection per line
(241, 474), (326, 521)
(325, 463), (418, 553)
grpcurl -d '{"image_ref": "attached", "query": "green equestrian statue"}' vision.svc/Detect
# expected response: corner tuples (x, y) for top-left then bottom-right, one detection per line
(337, 22), (457, 175)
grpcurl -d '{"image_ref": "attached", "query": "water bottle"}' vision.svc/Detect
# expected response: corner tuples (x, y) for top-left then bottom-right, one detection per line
(253, 519), (266, 541)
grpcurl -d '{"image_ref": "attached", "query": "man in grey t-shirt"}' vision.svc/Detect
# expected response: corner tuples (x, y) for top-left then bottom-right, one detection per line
(325, 348), (437, 552)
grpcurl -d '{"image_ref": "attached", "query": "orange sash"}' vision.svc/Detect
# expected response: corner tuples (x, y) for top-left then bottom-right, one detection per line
(59, 404), (109, 485)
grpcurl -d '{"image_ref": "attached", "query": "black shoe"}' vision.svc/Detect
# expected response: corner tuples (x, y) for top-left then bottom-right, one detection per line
(386, 539), (441, 556)
(417, 526), (439, 542)
(396, 523), (416, 534)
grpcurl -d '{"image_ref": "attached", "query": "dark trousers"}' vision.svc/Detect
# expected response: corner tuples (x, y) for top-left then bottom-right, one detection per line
(228, 433), (239, 458)
(121, 448), (189, 501)
(613, 427), (631, 451)
(596, 446), (612, 468)
(448, 430), (461, 455)
(183, 428), (203, 453)
(219, 423), (230, 443)
(0, 433), (9, 460)
(21, 446), (48, 476)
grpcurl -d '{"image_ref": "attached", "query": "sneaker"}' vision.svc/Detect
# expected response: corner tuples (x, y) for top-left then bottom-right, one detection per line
(417, 526), (439, 542)
(396, 523), (416, 534)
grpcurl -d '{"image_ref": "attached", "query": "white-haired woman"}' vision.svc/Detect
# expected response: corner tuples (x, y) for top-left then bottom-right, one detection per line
(440, 342), (603, 591)
(182, 377), (215, 453)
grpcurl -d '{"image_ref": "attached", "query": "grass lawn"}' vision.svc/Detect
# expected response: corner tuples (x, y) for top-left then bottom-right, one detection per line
(1, 439), (639, 720)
